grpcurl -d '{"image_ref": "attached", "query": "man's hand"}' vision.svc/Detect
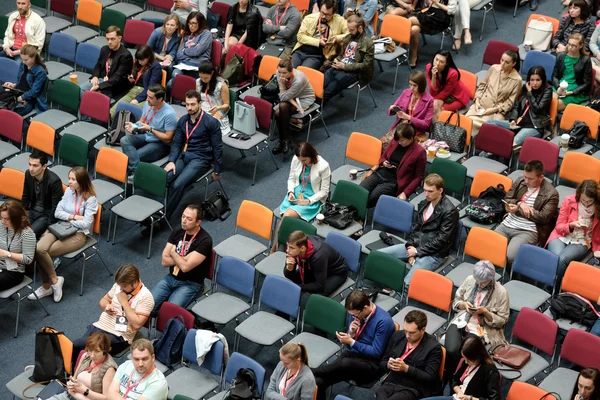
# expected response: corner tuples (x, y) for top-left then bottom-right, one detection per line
(131, 99), (139, 105)
(11, 49), (21, 57)
(104, 304), (118, 316)
(319, 37), (327, 47)
(519, 202), (533, 218)
(387, 358), (408, 372)
(348, 318), (360, 336)
(125, 122), (134, 133)
(279, 25), (286, 30)
(265, 19), (273, 25)
(406, 246), (417, 258)
(285, 255), (296, 271)
(336, 331), (354, 345)
(332, 60), (345, 70)
(140, 123), (151, 132)
(164, 162), (176, 175)
(212, 172), (221, 181)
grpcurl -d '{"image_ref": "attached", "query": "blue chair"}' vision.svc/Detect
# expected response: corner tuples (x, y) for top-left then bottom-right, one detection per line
(234, 275), (301, 351)
(64, 42), (101, 88)
(521, 50), (556, 79)
(45, 33), (77, 81)
(325, 231), (362, 299)
(93, 102), (144, 152)
(191, 257), (255, 326)
(166, 329), (224, 400)
(0, 57), (19, 84)
(503, 244), (559, 312)
(335, 396), (352, 400)
(357, 195), (414, 254)
(210, 352), (266, 400)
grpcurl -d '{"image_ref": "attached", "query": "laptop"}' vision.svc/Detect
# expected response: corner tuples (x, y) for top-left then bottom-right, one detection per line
(257, 43), (285, 58)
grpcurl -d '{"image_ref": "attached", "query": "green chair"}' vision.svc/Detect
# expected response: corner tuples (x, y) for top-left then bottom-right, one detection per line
(290, 294), (347, 368)
(110, 162), (173, 258)
(410, 157), (466, 209)
(32, 79), (81, 132)
(49, 134), (89, 185)
(174, 396), (195, 400)
(313, 180), (369, 237)
(0, 15), (9, 42)
(86, 8), (126, 48)
(359, 250), (406, 312)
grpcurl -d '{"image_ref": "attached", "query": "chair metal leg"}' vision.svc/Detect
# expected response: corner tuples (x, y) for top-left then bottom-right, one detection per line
(252, 145), (259, 186)
(353, 86), (361, 122)
(320, 114), (330, 137)
(98, 252), (113, 276)
(14, 293), (22, 338)
(368, 85), (377, 108)
(377, 59), (384, 72)
(393, 60), (400, 95)
(479, 10), (487, 41)
(266, 141), (279, 170)
(513, 0), (518, 17)
(148, 217), (154, 259)
(491, 6), (499, 28)
(306, 119), (312, 142)
(80, 256), (86, 296)
(112, 214), (118, 245)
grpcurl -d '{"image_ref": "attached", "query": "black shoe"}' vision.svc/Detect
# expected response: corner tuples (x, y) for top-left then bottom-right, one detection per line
(282, 139), (291, 154)
(272, 140), (286, 155)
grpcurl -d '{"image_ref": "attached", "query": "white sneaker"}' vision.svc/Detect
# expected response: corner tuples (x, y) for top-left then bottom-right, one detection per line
(27, 285), (53, 300)
(51, 276), (65, 303)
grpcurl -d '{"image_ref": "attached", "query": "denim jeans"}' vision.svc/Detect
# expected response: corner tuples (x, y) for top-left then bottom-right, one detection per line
(591, 318), (600, 336)
(80, 77), (105, 92)
(323, 68), (358, 102)
(150, 273), (204, 314)
(120, 134), (170, 175)
(0, 49), (23, 65)
(377, 243), (444, 290)
(487, 120), (541, 146)
(166, 156), (212, 218)
(547, 238), (589, 281)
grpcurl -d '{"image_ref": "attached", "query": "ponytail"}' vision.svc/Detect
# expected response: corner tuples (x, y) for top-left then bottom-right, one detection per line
(298, 343), (309, 366)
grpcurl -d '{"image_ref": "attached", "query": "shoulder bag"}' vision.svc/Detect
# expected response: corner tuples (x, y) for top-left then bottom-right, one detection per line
(491, 343), (531, 370)
(523, 17), (554, 51)
(48, 221), (78, 240)
(222, 54), (244, 87)
(565, 120), (589, 149)
(232, 101), (257, 136)
(430, 111), (467, 153)
(259, 74), (280, 104)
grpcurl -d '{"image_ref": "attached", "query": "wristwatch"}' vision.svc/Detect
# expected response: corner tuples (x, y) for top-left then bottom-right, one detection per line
(7, 252), (12, 259)
(84, 388), (90, 397)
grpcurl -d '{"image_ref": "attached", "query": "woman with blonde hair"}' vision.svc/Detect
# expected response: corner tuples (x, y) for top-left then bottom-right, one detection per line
(266, 342), (316, 400)
(147, 14), (182, 64)
(552, 33), (592, 111)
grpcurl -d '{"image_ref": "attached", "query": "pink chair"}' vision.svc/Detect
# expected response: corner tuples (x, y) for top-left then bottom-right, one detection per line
(123, 19), (155, 47)
(60, 91), (110, 143)
(156, 302), (195, 333)
(210, 2), (231, 29)
(170, 74), (197, 117)
(212, 40), (223, 73)
(509, 137), (560, 182)
(462, 123), (514, 178)
(476, 40), (519, 83)
(0, 110), (23, 162)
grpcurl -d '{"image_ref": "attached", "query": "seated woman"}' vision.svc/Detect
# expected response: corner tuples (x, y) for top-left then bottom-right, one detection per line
(343, 0), (377, 36)
(387, 70), (434, 142)
(488, 66), (552, 146)
(0, 201), (36, 291)
(573, 368), (600, 400)
(266, 342), (316, 400)
(196, 62), (231, 135)
(553, 0), (594, 53)
(425, 50), (470, 121)
(547, 180), (599, 287)
(147, 14), (181, 67)
(552, 33), (592, 112)
(0, 44), (48, 116)
(170, 12), (212, 84)
(30, 167), (98, 303)
(465, 50), (521, 138)
(452, 0), (478, 49)
(223, 0), (262, 53)
(589, 24), (600, 84)
(323, 15), (374, 103)
(110, 45), (162, 118)
(67, 332), (118, 400)
(360, 123), (426, 208)
(407, 0), (457, 68)
(272, 58), (316, 155)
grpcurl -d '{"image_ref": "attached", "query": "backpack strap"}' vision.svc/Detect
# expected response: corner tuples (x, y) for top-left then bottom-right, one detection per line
(565, 291), (600, 318)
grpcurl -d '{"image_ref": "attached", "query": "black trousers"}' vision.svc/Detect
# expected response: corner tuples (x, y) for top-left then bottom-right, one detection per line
(28, 210), (49, 239)
(0, 270), (24, 291)
(285, 269), (348, 296)
(313, 351), (379, 400)
(376, 383), (419, 400)
(360, 172), (398, 208)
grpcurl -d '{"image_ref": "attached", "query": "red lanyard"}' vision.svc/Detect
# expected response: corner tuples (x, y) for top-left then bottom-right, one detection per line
(84, 359), (105, 372)
(142, 105), (161, 126)
(180, 229), (200, 256)
(516, 101), (530, 125)
(354, 306), (376, 340)
(300, 165), (310, 190)
(520, 187), (539, 203)
(74, 195), (84, 216)
(408, 94), (419, 117)
(123, 366), (155, 398)
(281, 368), (299, 396)
(460, 365), (478, 383)
(399, 343), (417, 361)
(162, 37), (168, 53)
(204, 85), (212, 109)
(134, 70), (143, 85)
(274, 3), (290, 26)
(184, 112), (204, 151)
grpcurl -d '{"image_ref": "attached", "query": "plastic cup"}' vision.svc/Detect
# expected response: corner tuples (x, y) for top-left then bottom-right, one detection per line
(69, 74), (77, 84)
(349, 168), (358, 179)
(524, 40), (533, 52)
(560, 80), (569, 90)
(211, 28), (218, 40)
(560, 133), (570, 149)
(427, 146), (437, 158)
(316, 213), (325, 224)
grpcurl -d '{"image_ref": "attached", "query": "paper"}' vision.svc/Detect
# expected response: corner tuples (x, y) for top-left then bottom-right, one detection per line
(173, 63), (199, 71)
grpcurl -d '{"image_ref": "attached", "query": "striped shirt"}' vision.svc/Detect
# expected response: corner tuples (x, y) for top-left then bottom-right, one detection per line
(502, 187), (539, 232)
(0, 226), (36, 273)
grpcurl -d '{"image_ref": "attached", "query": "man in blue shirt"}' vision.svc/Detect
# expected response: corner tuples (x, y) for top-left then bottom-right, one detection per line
(313, 290), (396, 400)
(121, 84), (177, 178)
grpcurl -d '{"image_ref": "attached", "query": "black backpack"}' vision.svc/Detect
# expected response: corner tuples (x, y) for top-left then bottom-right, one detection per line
(259, 75), (280, 104)
(32, 327), (73, 383)
(153, 316), (187, 367)
(565, 120), (589, 149)
(106, 109), (136, 146)
(227, 368), (259, 400)
(549, 292), (600, 328)
(464, 184), (507, 224)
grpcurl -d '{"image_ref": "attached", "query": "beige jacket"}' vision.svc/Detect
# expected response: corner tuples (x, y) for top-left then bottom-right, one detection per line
(452, 276), (510, 348)
(3, 10), (46, 53)
(293, 13), (348, 59)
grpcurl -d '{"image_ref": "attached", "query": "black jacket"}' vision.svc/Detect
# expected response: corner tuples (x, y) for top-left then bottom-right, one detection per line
(21, 169), (63, 223)
(407, 194), (459, 258)
(283, 235), (348, 293)
(450, 362), (501, 400)
(552, 53), (592, 98)
(92, 44), (133, 98)
(379, 331), (443, 398)
(227, 4), (263, 49)
(508, 85), (552, 130)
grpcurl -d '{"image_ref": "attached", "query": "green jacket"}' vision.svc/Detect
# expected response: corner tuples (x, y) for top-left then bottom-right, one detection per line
(335, 31), (374, 86)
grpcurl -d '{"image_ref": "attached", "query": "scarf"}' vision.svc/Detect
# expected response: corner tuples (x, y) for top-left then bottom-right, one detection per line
(295, 240), (315, 283)
(465, 280), (495, 326)
(74, 353), (118, 394)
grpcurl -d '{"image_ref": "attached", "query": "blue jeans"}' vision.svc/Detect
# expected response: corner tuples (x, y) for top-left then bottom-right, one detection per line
(487, 120), (541, 146)
(0, 49), (23, 65)
(120, 134), (170, 175)
(166, 156), (211, 218)
(547, 238), (589, 280)
(377, 243), (444, 291)
(150, 273), (204, 314)
(323, 68), (358, 102)
(591, 318), (600, 336)
(80, 77), (105, 92)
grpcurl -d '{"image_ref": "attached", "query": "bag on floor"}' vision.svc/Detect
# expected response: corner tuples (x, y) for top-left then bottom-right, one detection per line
(202, 189), (232, 221)
(32, 327), (73, 383)
(223, 54), (245, 87)
(549, 292), (600, 328)
(106, 109), (135, 146)
(227, 368), (259, 400)
(259, 74), (280, 104)
(565, 120), (589, 149)
(523, 16), (554, 51)
(464, 184), (507, 224)
(0, 89), (19, 110)
(233, 101), (257, 136)
(154, 316), (187, 367)
(430, 110), (467, 153)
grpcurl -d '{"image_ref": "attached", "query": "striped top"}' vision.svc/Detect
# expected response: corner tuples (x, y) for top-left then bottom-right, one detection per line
(502, 187), (539, 232)
(0, 226), (36, 273)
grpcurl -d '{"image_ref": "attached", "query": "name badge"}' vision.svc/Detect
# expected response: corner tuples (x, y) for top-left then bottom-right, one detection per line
(115, 315), (129, 332)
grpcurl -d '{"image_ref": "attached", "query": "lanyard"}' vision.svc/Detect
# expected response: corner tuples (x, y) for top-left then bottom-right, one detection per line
(318, 22), (330, 40)
(460, 365), (479, 383)
(408, 93), (419, 117)
(134, 70), (143, 85)
(281, 368), (299, 396)
(300, 165), (310, 191)
(184, 112), (204, 152)
(162, 36), (168, 53)
(274, 3), (290, 26)
(84, 358), (105, 372)
(6, 228), (15, 251)
(74, 195), (84, 216)
(142, 105), (162, 126)
(520, 187), (539, 203)
(186, 34), (197, 48)
(399, 343), (417, 361)
(180, 228), (200, 256)
(123, 366), (155, 398)
(354, 306), (376, 340)
(204, 85), (212, 109)
(516, 101), (530, 125)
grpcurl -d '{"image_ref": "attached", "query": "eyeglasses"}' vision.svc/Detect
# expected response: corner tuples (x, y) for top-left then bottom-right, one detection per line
(188, 21), (199, 26)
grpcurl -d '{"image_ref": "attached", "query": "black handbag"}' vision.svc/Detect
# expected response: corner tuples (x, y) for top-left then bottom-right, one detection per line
(0, 88), (19, 110)
(202, 190), (232, 221)
(565, 120), (589, 149)
(322, 202), (357, 229)
(430, 110), (467, 153)
(259, 74), (280, 104)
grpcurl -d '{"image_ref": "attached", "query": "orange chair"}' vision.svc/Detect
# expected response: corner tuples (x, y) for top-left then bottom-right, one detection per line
(240, 55), (280, 100)
(555, 152), (600, 207)
(547, 96), (558, 137)
(3, 121), (55, 173)
(507, 381), (557, 400)
(375, 15), (411, 94)
(562, 262), (600, 305)
(0, 168), (25, 201)
(392, 269), (453, 334)
(460, 170), (512, 230)
(296, 66), (330, 141)
(458, 69), (477, 100)
(291, 0), (310, 13)
(213, 200), (273, 263)
(161, 69), (167, 88)
(61, 0), (103, 43)
(330, 132), (382, 185)
(438, 110), (474, 148)
(552, 104), (600, 156)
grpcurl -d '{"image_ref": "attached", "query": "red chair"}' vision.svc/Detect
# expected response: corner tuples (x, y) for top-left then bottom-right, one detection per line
(244, 96), (273, 131)
(170, 74), (197, 117)
(123, 19), (155, 47)
(146, 0), (173, 11)
(155, 302), (195, 333)
(0, 110), (24, 161)
(43, 0), (76, 34)
(224, 44), (261, 88)
(509, 137), (560, 182)
(461, 123), (514, 179)
(60, 91), (111, 143)
(210, 2), (231, 29)
(477, 40), (519, 83)
(212, 40), (223, 73)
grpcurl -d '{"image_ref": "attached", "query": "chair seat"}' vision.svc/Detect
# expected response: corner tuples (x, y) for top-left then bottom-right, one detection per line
(152, 156), (169, 168)
(330, 164), (365, 186)
(94, 138), (123, 152)
(555, 185), (576, 208)
(235, 311), (295, 346)
(3, 152), (32, 172)
(550, 137), (593, 159)
(313, 219), (362, 238)
(6, 368), (45, 399)
(222, 132), (269, 151)
(539, 367), (579, 400)
(494, 344), (549, 382)
(410, 192), (461, 209)
(472, 0), (493, 10)
(135, 10), (168, 22)
(239, 85), (263, 100)
(0, 141), (20, 161)
(374, 47), (407, 62)
(289, 332), (341, 368)
(254, 251), (286, 277)
(292, 103), (319, 119)
(91, 179), (124, 205)
(33, 110), (77, 131)
(106, 2), (144, 17)
(171, 104), (187, 119)
(45, 61), (74, 80)
(475, 70), (487, 84)
(0, 276), (32, 299)
(392, 306), (446, 334)
(345, 291), (399, 312)
(85, 36), (108, 48)
(213, 234), (267, 262)
(593, 150), (600, 160)
(356, 229), (405, 255)
(508, 169), (553, 183)
(459, 207), (498, 230)
(503, 280), (551, 311)
(328, 276), (356, 299)
(192, 292), (250, 325)
(61, 71), (93, 89)
(44, 16), (72, 33)
(166, 367), (220, 400)
(111, 195), (164, 222)
(462, 156), (508, 179)
(61, 25), (99, 43)
(62, 236), (97, 258)
(445, 262), (501, 287)
(543, 308), (588, 331)
(61, 121), (107, 142)
(49, 165), (72, 185)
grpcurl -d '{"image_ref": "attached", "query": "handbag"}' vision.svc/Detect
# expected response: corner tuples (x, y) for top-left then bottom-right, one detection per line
(202, 190), (232, 221)
(259, 74), (280, 104)
(430, 110), (467, 153)
(523, 16), (554, 51)
(0, 89), (19, 110)
(233, 101), (257, 136)
(222, 54), (244, 87)
(564, 120), (589, 149)
(322, 202), (358, 229)
(48, 221), (78, 240)
(491, 344), (531, 369)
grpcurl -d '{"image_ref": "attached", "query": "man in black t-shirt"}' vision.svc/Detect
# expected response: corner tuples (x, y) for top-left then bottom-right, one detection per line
(150, 203), (212, 314)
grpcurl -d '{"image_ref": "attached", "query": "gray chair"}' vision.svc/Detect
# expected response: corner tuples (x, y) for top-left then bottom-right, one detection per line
(325, 232), (362, 300)
(6, 367), (45, 399)
(3, 121), (56, 173)
(105, 2), (143, 18)
(312, 180), (368, 238)
(471, 0), (498, 40)
(346, 81), (377, 121)
(330, 132), (382, 186)
(0, 276), (50, 338)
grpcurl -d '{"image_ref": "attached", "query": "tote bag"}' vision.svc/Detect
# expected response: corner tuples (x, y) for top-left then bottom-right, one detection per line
(233, 101), (257, 136)
(524, 17), (554, 51)
(430, 111), (467, 153)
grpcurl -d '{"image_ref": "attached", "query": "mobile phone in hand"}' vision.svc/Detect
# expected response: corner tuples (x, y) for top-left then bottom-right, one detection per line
(391, 106), (401, 113)
(501, 199), (509, 205)
(468, 306), (478, 311)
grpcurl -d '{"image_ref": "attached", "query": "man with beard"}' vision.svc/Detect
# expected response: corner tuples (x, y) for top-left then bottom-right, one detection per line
(1, 0), (46, 63)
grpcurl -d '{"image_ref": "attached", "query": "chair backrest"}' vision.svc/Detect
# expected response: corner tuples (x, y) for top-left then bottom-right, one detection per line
(277, 216), (317, 246)
(481, 40), (519, 68)
(439, 346), (446, 381)
(183, 329), (224, 374)
(215, 256), (255, 299)
(259, 275), (301, 318)
(77, 0), (102, 27)
(463, 227), (507, 269)
(303, 294), (347, 335)
(0, 58), (19, 83)
(92, 204), (102, 235)
(133, 162), (168, 198)
(171, 74), (197, 102)
(438, 110), (473, 146)
(506, 382), (557, 400)
(257, 55), (280, 82)
(560, 329), (600, 369)
(224, 353), (266, 395)
(59, 134), (88, 167)
(211, 40), (222, 71)
(48, 32), (77, 62)
(290, 0), (310, 12)
(96, 147), (128, 184)
(429, 157), (467, 197)
(372, 195), (413, 233)
(50, 79), (81, 112)
(80, 90), (110, 123)
(0, 109), (23, 144)
(512, 307), (557, 357)
(298, 66), (324, 100)
(51, 0), (76, 17)
(124, 19), (155, 46)
(560, 104), (600, 140)
(364, 251), (406, 293)
(512, 244), (558, 287)
(207, 249), (216, 283)
(210, 2), (230, 28)
(331, 180), (369, 221)
(476, 124), (514, 159)
(345, 132), (382, 166)
(236, 200), (273, 241)
(407, 269), (453, 312)
(100, 8), (126, 32)
(148, 0), (174, 11)
(521, 50), (556, 79)
(379, 14), (411, 45)
(75, 42), (102, 71)
(156, 302), (195, 332)
(0, 168), (25, 200)
(115, 101), (144, 121)
(243, 96), (272, 130)
(325, 231), (361, 274)
(517, 137), (559, 174)
(458, 69), (477, 100)
(558, 152), (600, 186)
(469, 170), (513, 199)
(27, 121), (56, 156)
(562, 261), (600, 302)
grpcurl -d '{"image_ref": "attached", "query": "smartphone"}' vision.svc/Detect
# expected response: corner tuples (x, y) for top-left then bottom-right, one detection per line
(501, 199), (509, 205)
(468, 306), (478, 311)
(391, 106), (401, 113)
(131, 122), (143, 130)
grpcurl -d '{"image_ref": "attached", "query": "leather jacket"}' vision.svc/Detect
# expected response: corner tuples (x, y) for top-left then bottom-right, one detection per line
(552, 53), (592, 97)
(407, 194), (459, 258)
(451, 362), (501, 400)
(508, 85), (552, 130)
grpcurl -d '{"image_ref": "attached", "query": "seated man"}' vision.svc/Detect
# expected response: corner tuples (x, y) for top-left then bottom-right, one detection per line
(377, 310), (442, 400)
(313, 290), (396, 400)
(262, 0), (302, 57)
(83, 26), (133, 99)
(121, 84), (177, 179)
(171, 0), (208, 23)
(291, 0), (348, 70)
(151, 203), (212, 314)
(378, 173), (459, 292)
(323, 14), (374, 103)
(1, 0), (45, 63)
(106, 339), (168, 400)
(284, 230), (348, 295)
(71, 264), (154, 360)
(495, 160), (558, 262)
(21, 150), (63, 238)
